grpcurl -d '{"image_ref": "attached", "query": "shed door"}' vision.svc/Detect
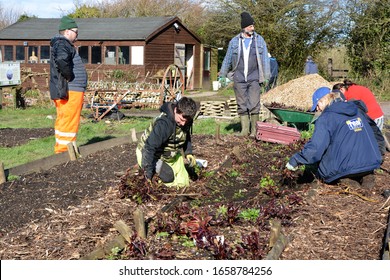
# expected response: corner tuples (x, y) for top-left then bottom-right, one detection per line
(174, 43), (185, 76)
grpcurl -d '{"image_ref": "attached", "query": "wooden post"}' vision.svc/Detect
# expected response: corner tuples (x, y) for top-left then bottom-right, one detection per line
(215, 123), (221, 144)
(0, 162), (6, 184)
(114, 220), (133, 243)
(133, 208), (146, 239)
(67, 142), (77, 161)
(327, 58), (333, 78)
(131, 128), (137, 142)
(0, 87), (3, 110)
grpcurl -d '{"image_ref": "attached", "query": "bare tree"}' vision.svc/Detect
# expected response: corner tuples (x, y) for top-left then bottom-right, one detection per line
(0, 4), (22, 30)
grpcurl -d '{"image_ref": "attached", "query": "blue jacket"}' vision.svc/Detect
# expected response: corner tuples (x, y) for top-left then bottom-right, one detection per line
(219, 32), (270, 83)
(304, 60), (318, 74)
(289, 101), (381, 183)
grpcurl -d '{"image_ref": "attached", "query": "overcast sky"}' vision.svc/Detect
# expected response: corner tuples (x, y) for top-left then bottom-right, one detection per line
(2, 0), (77, 18)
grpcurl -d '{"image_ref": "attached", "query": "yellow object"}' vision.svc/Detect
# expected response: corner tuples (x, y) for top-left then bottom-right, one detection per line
(186, 154), (196, 167)
(136, 148), (189, 187)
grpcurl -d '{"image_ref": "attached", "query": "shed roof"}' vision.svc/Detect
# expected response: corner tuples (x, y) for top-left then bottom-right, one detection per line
(0, 16), (199, 42)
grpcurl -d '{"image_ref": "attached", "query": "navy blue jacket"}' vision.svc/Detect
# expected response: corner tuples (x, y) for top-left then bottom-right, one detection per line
(289, 101), (381, 183)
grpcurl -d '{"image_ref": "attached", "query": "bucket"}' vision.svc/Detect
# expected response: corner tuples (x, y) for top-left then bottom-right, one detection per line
(107, 51), (115, 58)
(212, 81), (219, 91)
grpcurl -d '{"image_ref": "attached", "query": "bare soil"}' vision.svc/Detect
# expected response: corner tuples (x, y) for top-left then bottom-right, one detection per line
(0, 127), (389, 260)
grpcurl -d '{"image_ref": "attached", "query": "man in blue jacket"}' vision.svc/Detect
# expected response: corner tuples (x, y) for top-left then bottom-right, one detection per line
(265, 53), (279, 92)
(286, 87), (382, 186)
(219, 12), (270, 137)
(304, 56), (318, 75)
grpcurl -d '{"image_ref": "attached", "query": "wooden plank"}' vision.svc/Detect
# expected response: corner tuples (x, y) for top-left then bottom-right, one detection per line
(133, 208), (146, 239)
(264, 233), (290, 260)
(5, 134), (139, 178)
(0, 162), (6, 184)
(114, 220), (133, 243)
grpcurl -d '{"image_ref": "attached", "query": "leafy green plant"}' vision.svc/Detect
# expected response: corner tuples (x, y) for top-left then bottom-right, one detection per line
(203, 171), (215, 177)
(178, 235), (195, 247)
(233, 189), (245, 199)
(239, 208), (260, 222)
(228, 169), (240, 177)
(216, 205), (228, 217)
(156, 232), (169, 238)
(260, 176), (275, 189)
(6, 175), (20, 181)
(107, 246), (122, 260)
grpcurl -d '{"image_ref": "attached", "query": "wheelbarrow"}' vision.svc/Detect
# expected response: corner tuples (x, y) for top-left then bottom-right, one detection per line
(256, 107), (315, 144)
(265, 107), (315, 130)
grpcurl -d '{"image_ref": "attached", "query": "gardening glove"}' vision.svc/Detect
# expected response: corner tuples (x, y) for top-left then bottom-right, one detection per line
(219, 77), (226, 87)
(186, 154), (196, 167)
(285, 162), (298, 171)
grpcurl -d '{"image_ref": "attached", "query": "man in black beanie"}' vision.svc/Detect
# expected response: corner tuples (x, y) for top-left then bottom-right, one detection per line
(219, 11), (270, 137)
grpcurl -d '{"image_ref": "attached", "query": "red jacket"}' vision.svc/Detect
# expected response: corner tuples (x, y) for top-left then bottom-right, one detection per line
(344, 85), (383, 120)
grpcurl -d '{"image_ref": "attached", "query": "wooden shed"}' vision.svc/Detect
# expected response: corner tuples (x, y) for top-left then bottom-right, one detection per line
(0, 16), (205, 91)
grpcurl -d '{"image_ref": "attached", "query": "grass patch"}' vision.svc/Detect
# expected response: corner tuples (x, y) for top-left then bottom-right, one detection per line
(0, 107), (56, 128)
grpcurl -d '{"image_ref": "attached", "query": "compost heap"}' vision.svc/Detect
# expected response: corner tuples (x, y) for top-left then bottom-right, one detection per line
(262, 74), (333, 111)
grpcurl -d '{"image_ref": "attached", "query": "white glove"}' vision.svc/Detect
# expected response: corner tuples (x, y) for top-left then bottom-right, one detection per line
(286, 162), (298, 171)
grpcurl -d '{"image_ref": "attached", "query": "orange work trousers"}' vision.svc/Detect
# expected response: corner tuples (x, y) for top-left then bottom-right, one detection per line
(54, 90), (84, 154)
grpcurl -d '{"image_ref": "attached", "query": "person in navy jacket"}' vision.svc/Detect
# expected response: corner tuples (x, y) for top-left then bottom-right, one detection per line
(286, 87), (382, 185)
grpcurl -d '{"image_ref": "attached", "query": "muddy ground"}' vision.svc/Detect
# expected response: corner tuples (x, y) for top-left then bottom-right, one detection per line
(0, 126), (389, 260)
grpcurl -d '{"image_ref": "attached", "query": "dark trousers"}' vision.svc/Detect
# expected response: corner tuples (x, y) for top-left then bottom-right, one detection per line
(233, 80), (261, 115)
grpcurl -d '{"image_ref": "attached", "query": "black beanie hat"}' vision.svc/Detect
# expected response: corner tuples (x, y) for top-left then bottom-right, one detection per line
(241, 12), (254, 29)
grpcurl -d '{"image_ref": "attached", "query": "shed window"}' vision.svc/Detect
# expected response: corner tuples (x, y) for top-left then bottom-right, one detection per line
(204, 50), (211, 71)
(40, 46), (50, 63)
(3, 46), (13, 61)
(118, 46), (129, 65)
(28, 46), (38, 63)
(131, 46), (143, 65)
(91, 46), (101, 64)
(104, 46), (116, 65)
(79, 46), (89, 64)
(16, 46), (25, 62)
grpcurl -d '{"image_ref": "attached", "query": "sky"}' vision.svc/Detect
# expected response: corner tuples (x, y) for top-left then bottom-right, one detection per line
(2, 0), (77, 18)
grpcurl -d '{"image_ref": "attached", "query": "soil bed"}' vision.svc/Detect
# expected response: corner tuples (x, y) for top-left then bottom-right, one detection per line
(0, 128), (389, 260)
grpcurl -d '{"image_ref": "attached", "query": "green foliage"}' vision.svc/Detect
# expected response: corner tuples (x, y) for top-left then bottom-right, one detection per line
(300, 123), (315, 140)
(178, 235), (195, 247)
(239, 208), (260, 222)
(233, 189), (245, 199)
(346, 1), (390, 78)
(68, 4), (101, 18)
(156, 232), (170, 238)
(216, 205), (228, 217)
(227, 169), (240, 177)
(107, 247), (122, 260)
(260, 176), (275, 189)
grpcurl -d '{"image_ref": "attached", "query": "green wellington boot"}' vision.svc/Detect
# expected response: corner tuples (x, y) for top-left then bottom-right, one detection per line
(240, 115), (250, 136)
(250, 114), (259, 137)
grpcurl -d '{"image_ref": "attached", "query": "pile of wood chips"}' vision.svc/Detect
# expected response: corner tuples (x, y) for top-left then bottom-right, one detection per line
(262, 74), (333, 111)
